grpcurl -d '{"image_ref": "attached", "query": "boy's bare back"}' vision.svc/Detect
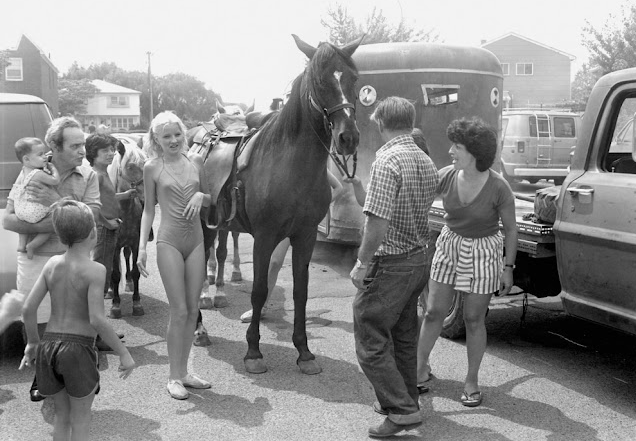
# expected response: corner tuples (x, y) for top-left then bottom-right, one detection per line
(43, 253), (106, 338)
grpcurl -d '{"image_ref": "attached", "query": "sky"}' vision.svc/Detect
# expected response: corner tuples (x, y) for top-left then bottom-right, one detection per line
(0, 0), (631, 109)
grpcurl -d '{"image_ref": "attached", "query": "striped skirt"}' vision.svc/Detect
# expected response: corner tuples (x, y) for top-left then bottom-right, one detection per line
(430, 226), (504, 295)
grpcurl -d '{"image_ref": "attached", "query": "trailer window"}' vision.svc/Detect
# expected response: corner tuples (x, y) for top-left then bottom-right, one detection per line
(421, 85), (459, 107)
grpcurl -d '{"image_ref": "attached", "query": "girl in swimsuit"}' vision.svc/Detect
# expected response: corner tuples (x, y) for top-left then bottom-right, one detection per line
(137, 111), (212, 400)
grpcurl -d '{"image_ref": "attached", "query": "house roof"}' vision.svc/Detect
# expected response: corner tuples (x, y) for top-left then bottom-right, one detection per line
(481, 32), (575, 61)
(9, 34), (59, 74)
(92, 79), (141, 94)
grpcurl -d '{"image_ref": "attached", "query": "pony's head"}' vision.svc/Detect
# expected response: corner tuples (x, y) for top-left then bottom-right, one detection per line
(294, 34), (363, 155)
(117, 140), (147, 203)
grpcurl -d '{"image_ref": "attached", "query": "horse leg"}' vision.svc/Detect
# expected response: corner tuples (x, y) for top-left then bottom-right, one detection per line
(290, 231), (321, 375)
(124, 247), (134, 293)
(213, 229), (229, 308)
(244, 234), (277, 374)
(230, 231), (242, 282)
(199, 223), (215, 310)
(131, 245), (144, 316)
(110, 249), (123, 319)
(193, 309), (211, 346)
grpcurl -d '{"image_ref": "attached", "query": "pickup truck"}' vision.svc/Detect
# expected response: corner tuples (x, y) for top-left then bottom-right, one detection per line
(433, 67), (636, 339)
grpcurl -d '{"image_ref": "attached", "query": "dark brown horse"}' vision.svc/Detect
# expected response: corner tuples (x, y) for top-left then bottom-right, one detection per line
(205, 34), (362, 374)
(109, 141), (147, 318)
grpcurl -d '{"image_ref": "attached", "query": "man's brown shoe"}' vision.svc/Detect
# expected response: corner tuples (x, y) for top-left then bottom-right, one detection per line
(368, 418), (422, 438)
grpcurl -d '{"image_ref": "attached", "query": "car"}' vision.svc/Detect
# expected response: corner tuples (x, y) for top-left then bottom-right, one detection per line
(0, 93), (53, 198)
(111, 132), (144, 149)
(500, 109), (581, 185)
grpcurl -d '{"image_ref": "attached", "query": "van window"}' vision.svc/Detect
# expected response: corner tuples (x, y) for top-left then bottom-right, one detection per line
(528, 115), (550, 137)
(553, 117), (576, 138)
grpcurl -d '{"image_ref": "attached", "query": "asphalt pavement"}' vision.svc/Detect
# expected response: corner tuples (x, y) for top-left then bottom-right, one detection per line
(1, 202), (636, 440)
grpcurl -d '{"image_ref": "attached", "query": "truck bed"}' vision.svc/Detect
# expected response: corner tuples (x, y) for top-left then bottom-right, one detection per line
(428, 197), (556, 258)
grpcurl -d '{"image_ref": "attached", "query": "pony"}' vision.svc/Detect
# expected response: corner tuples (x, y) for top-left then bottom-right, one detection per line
(108, 139), (148, 318)
(204, 34), (362, 374)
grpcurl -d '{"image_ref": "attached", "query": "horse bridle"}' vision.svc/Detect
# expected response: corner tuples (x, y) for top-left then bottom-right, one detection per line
(118, 168), (143, 200)
(307, 91), (358, 179)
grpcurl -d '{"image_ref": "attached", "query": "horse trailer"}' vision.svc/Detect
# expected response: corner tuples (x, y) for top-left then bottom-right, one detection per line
(319, 42), (504, 244)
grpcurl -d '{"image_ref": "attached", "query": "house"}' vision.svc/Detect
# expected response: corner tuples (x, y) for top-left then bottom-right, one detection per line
(481, 33), (575, 109)
(79, 79), (141, 132)
(0, 35), (59, 115)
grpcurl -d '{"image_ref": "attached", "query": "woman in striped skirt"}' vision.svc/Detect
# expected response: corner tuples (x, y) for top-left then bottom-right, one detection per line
(417, 117), (518, 407)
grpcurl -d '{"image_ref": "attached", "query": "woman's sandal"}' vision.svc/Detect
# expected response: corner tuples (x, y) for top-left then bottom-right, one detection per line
(460, 390), (483, 407)
(417, 372), (434, 394)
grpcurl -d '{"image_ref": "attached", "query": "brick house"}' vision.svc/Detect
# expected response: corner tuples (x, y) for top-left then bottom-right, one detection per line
(78, 79), (141, 132)
(0, 34), (59, 115)
(481, 33), (575, 109)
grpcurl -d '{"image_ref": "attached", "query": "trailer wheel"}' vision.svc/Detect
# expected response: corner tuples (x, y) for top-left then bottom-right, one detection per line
(441, 292), (466, 339)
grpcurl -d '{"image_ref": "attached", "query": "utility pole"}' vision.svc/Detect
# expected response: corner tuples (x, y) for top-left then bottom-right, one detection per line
(147, 51), (154, 123)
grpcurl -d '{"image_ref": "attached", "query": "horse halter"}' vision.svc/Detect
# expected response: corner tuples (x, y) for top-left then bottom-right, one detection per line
(307, 91), (358, 179)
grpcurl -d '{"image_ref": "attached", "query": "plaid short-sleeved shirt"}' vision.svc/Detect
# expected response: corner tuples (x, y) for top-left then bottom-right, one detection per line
(364, 134), (439, 256)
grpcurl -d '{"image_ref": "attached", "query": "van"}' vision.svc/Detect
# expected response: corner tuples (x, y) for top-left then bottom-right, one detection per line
(501, 109), (581, 185)
(0, 93), (53, 197)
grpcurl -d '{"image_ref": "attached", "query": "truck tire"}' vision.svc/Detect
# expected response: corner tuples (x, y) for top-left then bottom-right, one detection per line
(440, 292), (466, 339)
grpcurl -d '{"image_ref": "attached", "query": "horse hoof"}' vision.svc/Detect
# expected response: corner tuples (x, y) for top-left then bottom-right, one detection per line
(109, 307), (122, 319)
(132, 305), (145, 316)
(215, 279), (225, 288)
(199, 297), (214, 310)
(125, 281), (134, 292)
(297, 359), (322, 375)
(213, 295), (228, 308)
(231, 271), (243, 282)
(245, 359), (268, 374)
(193, 333), (212, 347)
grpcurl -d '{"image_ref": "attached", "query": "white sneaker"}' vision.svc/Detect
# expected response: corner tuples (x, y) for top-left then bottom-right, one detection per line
(167, 380), (189, 399)
(240, 308), (267, 323)
(181, 373), (211, 389)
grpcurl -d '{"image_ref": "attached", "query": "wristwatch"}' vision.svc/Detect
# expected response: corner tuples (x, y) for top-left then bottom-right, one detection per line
(355, 259), (367, 270)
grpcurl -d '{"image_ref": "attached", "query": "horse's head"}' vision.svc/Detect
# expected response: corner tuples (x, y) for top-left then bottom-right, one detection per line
(117, 140), (147, 203)
(294, 34), (363, 156)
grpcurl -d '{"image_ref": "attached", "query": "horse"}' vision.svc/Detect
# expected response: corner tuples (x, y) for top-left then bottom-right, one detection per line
(109, 140), (148, 318)
(204, 34), (362, 374)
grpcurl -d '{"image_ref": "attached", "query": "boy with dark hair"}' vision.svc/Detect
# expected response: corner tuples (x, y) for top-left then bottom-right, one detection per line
(85, 134), (136, 299)
(20, 199), (135, 441)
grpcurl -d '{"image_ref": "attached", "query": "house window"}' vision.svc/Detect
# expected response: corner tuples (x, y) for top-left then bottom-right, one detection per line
(5, 58), (23, 81)
(516, 63), (533, 76)
(501, 63), (509, 76)
(108, 96), (129, 107)
(111, 117), (135, 130)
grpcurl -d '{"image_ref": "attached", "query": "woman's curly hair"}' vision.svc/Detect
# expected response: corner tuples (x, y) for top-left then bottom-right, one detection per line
(446, 118), (497, 172)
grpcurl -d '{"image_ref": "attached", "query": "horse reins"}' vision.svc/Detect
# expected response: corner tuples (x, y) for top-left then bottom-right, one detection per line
(307, 90), (358, 179)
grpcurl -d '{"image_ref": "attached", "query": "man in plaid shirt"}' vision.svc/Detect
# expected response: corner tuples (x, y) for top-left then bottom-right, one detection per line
(350, 96), (438, 438)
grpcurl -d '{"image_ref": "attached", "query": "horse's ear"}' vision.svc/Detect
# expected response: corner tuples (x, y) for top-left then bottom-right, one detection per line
(341, 34), (365, 58)
(215, 98), (225, 114)
(292, 34), (317, 60)
(245, 99), (255, 114)
(116, 140), (126, 158)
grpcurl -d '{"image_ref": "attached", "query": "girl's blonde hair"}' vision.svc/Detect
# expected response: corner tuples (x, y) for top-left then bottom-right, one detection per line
(143, 111), (188, 158)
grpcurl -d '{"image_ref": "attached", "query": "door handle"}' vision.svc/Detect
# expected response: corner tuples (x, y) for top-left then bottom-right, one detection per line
(567, 187), (594, 196)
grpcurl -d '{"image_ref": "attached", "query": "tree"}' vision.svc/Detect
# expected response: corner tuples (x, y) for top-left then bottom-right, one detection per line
(321, 4), (440, 45)
(58, 79), (98, 116)
(581, 4), (636, 75)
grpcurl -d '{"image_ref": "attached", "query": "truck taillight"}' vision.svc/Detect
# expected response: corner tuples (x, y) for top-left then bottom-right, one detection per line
(517, 141), (525, 153)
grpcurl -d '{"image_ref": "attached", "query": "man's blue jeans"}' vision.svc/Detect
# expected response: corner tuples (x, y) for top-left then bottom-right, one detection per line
(353, 247), (429, 424)
(93, 225), (119, 293)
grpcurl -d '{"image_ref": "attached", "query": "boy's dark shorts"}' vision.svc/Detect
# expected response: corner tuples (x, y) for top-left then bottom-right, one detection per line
(36, 332), (99, 399)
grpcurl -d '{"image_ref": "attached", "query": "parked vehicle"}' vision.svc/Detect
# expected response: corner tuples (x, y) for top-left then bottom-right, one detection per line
(0, 93), (53, 198)
(320, 42), (503, 244)
(431, 67), (636, 338)
(501, 109), (581, 186)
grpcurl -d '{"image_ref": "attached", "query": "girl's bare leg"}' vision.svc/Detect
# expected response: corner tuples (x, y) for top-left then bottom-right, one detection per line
(417, 279), (456, 383)
(182, 243), (206, 373)
(463, 292), (493, 395)
(68, 392), (95, 441)
(52, 390), (71, 441)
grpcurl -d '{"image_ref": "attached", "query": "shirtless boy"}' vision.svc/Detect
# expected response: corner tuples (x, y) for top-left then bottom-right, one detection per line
(20, 200), (135, 441)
